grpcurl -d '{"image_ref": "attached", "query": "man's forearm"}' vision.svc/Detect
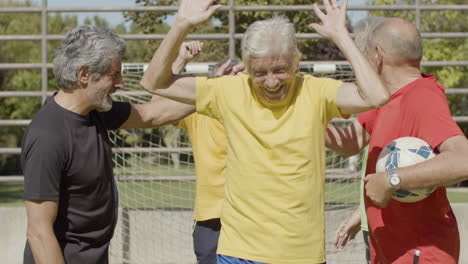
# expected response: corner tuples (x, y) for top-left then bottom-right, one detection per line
(140, 20), (192, 93)
(334, 34), (390, 108)
(172, 56), (188, 75)
(28, 228), (64, 264)
(398, 150), (468, 189)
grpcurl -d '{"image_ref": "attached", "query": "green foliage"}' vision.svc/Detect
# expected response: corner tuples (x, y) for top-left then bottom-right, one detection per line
(0, 1), (118, 174)
(0, 0), (160, 175)
(124, 0), (349, 61)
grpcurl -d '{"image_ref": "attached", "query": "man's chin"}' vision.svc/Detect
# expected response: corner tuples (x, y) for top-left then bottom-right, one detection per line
(259, 94), (288, 106)
(96, 98), (113, 112)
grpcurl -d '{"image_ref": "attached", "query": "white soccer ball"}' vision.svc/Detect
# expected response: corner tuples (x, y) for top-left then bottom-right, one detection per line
(376, 137), (436, 203)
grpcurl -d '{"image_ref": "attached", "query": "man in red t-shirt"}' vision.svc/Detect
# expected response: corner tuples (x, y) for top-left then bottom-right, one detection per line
(326, 17), (468, 264)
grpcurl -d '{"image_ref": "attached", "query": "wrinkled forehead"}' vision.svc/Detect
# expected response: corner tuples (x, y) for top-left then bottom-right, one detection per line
(248, 55), (296, 72)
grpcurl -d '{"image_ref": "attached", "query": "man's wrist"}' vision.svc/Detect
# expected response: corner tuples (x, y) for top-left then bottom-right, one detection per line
(174, 17), (195, 32)
(331, 30), (353, 48)
(387, 170), (401, 191)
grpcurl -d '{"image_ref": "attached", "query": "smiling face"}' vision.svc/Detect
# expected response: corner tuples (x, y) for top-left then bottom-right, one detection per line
(87, 58), (124, 112)
(248, 55), (298, 106)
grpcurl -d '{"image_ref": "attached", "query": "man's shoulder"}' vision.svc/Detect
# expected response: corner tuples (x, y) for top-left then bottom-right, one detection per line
(197, 74), (248, 87)
(180, 113), (222, 130)
(301, 74), (342, 88)
(402, 76), (446, 104)
(24, 103), (70, 148)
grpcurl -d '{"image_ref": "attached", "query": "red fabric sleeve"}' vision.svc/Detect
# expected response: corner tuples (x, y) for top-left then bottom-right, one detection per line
(357, 109), (379, 135)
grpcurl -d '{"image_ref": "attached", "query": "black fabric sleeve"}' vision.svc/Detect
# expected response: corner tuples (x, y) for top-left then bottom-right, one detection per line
(21, 128), (66, 201)
(97, 101), (131, 130)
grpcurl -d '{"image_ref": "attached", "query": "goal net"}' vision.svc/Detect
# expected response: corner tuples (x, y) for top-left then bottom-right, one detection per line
(108, 62), (366, 263)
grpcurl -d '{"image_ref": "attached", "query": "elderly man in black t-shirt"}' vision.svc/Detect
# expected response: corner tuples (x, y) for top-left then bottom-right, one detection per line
(21, 25), (194, 264)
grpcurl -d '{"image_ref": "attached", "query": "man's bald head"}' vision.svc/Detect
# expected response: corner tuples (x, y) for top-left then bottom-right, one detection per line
(370, 18), (423, 63)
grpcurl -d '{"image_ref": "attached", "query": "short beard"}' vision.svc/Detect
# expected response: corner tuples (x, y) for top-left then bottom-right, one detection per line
(95, 95), (113, 112)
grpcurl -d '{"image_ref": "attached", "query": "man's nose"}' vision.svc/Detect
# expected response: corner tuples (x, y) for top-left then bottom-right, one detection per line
(114, 78), (124, 89)
(264, 74), (279, 89)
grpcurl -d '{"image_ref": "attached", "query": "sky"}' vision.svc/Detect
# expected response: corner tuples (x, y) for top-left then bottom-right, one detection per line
(30, 0), (137, 27)
(27, 0), (368, 28)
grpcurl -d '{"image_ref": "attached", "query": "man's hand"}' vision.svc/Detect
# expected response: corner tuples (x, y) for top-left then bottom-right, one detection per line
(364, 171), (396, 208)
(212, 60), (246, 77)
(178, 41), (203, 61)
(231, 62), (246, 75)
(172, 41), (204, 74)
(176, 0), (222, 28)
(334, 208), (361, 249)
(308, 0), (349, 41)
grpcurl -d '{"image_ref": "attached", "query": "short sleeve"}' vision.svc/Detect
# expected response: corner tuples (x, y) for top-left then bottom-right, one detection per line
(317, 77), (345, 124)
(196, 77), (224, 122)
(21, 130), (66, 201)
(176, 117), (187, 130)
(357, 109), (379, 135)
(405, 85), (463, 150)
(176, 114), (197, 130)
(96, 101), (131, 130)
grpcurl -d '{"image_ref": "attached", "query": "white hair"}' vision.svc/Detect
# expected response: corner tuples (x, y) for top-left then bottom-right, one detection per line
(241, 16), (301, 69)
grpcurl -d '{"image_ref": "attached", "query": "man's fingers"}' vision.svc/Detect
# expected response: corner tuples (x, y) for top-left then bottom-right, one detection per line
(214, 59), (232, 76)
(206, 4), (223, 19)
(339, 233), (349, 248)
(231, 63), (246, 75)
(311, 4), (326, 21)
(363, 174), (371, 182)
(334, 226), (344, 246)
(201, 0), (217, 10)
(323, 0), (332, 13)
(196, 41), (203, 52)
(308, 23), (324, 35)
(341, 0), (348, 11)
(331, 0), (339, 9)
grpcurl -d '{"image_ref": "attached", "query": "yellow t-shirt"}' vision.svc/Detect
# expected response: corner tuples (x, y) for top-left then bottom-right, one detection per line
(196, 74), (344, 263)
(177, 113), (227, 221)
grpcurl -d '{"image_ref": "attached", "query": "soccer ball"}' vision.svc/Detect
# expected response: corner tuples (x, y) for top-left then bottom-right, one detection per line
(376, 137), (436, 203)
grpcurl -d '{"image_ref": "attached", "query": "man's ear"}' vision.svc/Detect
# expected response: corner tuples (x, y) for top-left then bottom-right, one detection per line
(375, 45), (385, 73)
(77, 66), (90, 86)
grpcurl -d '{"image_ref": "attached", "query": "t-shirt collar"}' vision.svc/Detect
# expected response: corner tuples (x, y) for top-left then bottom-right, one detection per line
(390, 74), (435, 100)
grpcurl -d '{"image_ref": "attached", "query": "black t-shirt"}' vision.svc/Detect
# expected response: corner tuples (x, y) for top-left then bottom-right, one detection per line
(21, 96), (131, 264)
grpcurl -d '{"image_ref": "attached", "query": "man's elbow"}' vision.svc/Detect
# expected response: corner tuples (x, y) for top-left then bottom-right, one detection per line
(367, 93), (390, 109)
(140, 79), (159, 94)
(139, 76), (171, 93)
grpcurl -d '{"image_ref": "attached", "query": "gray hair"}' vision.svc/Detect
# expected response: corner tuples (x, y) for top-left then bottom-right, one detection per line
(53, 25), (126, 90)
(241, 16), (301, 69)
(353, 16), (387, 55)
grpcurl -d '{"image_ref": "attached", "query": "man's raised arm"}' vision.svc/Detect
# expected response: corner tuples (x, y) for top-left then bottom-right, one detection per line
(139, 0), (221, 105)
(309, 0), (390, 114)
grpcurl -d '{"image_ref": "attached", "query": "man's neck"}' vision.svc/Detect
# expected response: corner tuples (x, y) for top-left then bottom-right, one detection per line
(54, 88), (92, 115)
(381, 64), (422, 95)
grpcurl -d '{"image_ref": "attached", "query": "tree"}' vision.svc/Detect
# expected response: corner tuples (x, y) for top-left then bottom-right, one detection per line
(0, 0), (77, 174)
(124, 0), (350, 62)
(0, 0), (143, 174)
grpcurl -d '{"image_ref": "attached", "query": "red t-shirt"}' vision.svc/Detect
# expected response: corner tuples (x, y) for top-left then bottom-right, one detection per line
(358, 74), (463, 264)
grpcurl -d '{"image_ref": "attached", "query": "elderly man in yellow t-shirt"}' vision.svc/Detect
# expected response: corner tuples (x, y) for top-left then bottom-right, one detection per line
(141, 0), (390, 263)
